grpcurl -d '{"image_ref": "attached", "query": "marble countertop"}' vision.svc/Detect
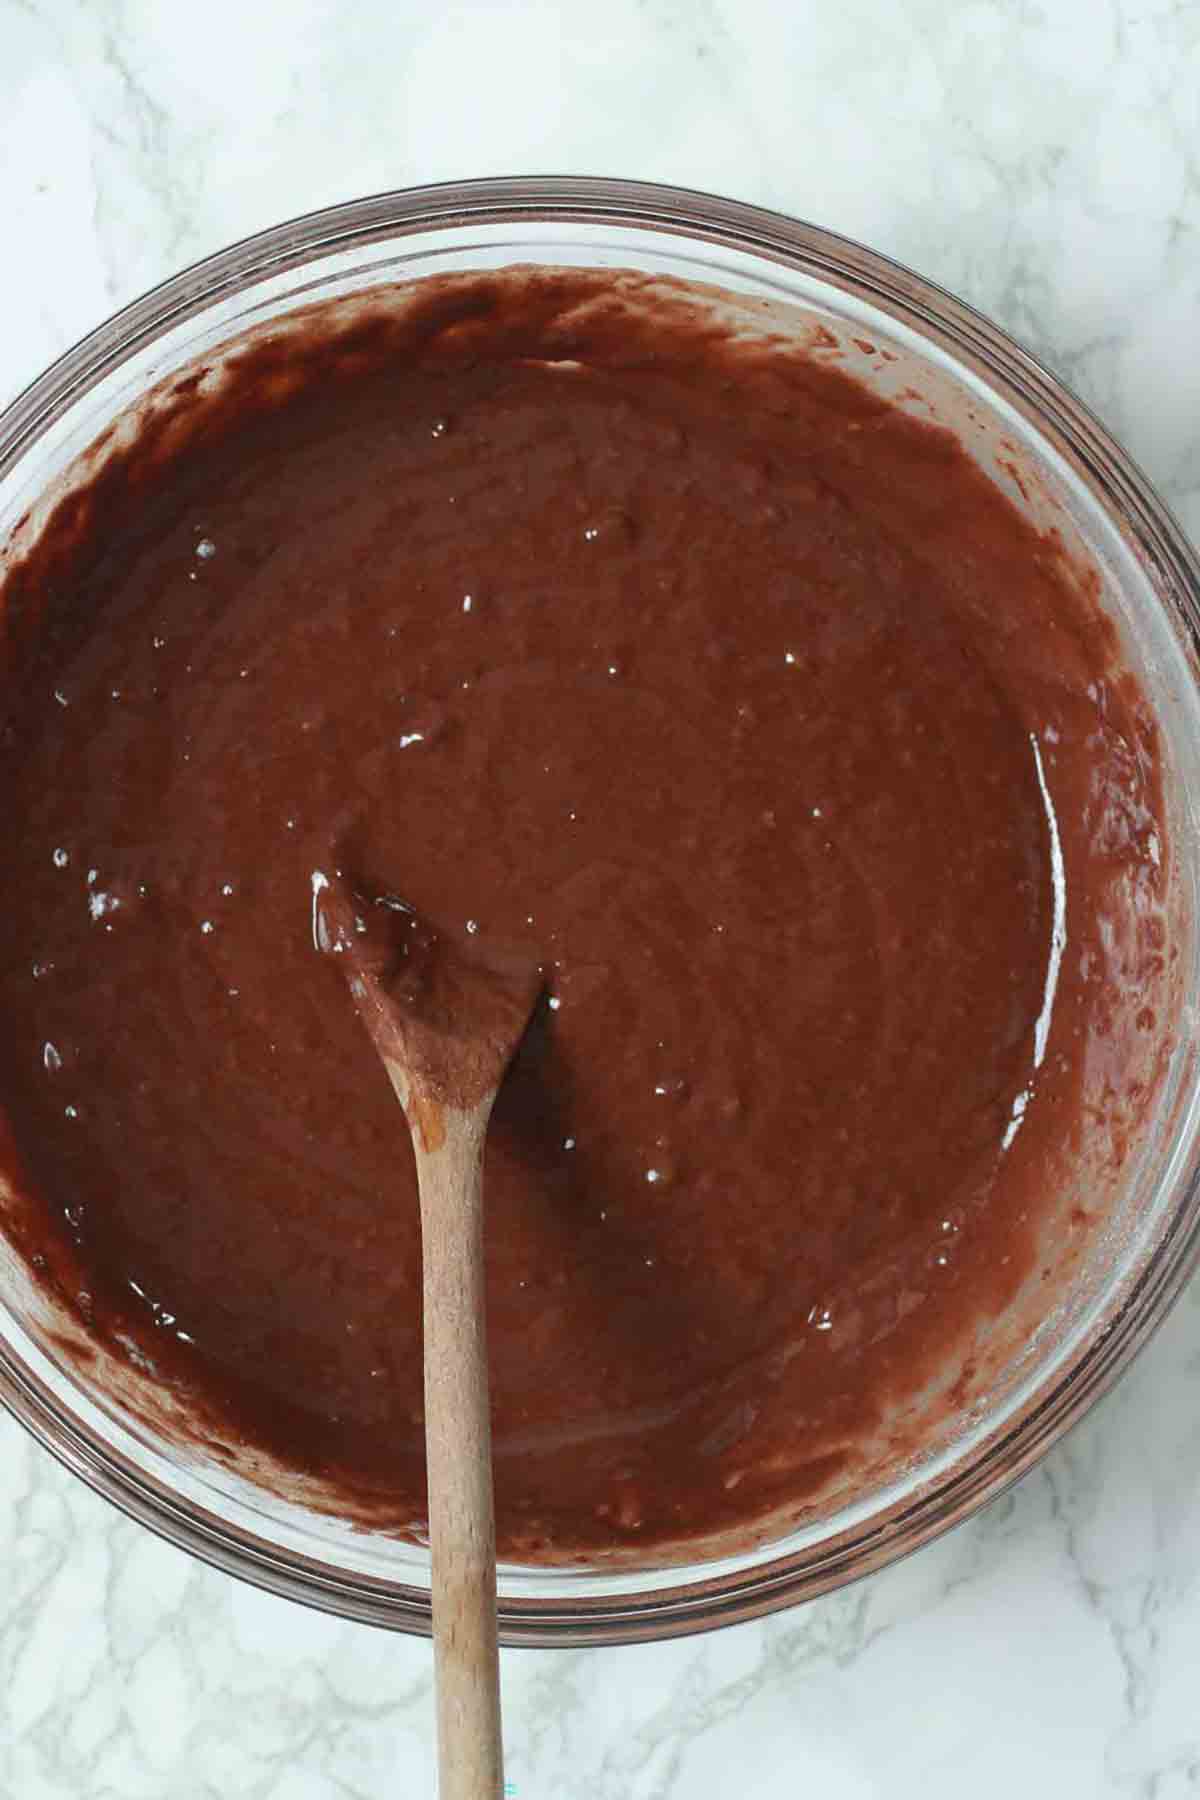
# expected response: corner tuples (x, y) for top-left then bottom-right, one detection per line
(2, 1), (1200, 1794)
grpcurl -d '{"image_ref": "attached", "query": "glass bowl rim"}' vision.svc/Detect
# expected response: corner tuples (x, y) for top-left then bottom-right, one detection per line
(2, 174), (1200, 1647)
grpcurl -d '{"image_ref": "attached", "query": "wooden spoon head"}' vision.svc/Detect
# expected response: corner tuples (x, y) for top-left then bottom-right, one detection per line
(312, 868), (542, 1138)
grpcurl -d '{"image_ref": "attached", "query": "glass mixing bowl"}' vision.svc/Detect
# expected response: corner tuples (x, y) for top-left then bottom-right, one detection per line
(2, 177), (1199, 1646)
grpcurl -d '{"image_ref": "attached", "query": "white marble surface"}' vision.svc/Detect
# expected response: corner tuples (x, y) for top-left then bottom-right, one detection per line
(2, 1), (1200, 1794)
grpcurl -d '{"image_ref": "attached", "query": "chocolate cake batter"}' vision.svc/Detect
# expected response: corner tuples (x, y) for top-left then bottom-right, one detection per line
(0, 270), (1170, 1557)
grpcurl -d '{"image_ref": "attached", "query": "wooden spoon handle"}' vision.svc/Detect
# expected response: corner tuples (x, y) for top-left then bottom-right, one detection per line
(413, 1097), (504, 1800)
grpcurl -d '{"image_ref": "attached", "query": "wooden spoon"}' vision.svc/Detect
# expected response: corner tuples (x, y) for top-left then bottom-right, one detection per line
(313, 868), (541, 1800)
